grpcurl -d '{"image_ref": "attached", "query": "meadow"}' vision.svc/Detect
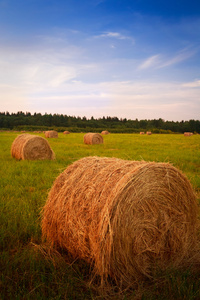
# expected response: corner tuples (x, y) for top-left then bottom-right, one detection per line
(0, 131), (200, 299)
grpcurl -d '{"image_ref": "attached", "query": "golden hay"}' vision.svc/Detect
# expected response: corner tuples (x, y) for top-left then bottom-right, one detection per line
(184, 132), (193, 136)
(146, 131), (152, 135)
(140, 132), (145, 135)
(45, 130), (58, 138)
(63, 131), (70, 134)
(101, 130), (110, 135)
(84, 133), (103, 144)
(41, 156), (198, 287)
(11, 134), (55, 160)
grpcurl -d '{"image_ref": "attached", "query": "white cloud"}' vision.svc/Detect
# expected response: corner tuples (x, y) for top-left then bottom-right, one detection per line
(24, 80), (200, 121)
(29, 63), (77, 88)
(158, 49), (196, 68)
(0, 33), (199, 121)
(138, 48), (197, 71)
(182, 79), (200, 88)
(138, 54), (160, 70)
(0, 37), (85, 92)
(108, 81), (200, 120)
(94, 31), (135, 43)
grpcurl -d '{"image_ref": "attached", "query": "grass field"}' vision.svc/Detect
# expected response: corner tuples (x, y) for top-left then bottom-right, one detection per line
(0, 131), (200, 299)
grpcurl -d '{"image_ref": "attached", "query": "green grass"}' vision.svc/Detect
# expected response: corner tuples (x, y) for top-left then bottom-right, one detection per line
(0, 131), (200, 299)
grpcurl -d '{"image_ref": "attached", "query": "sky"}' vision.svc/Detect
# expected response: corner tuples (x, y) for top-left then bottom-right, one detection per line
(0, 0), (200, 121)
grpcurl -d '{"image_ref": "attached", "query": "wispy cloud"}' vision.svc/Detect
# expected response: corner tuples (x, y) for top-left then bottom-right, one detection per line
(158, 48), (196, 68)
(94, 31), (135, 43)
(138, 48), (197, 70)
(182, 79), (200, 88)
(0, 49), (78, 90)
(138, 54), (160, 70)
(0, 29), (199, 120)
(25, 80), (200, 121)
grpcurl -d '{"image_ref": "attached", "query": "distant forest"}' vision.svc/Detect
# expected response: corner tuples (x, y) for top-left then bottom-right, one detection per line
(0, 111), (200, 133)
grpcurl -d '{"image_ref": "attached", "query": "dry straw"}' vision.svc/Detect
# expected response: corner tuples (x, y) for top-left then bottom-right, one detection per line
(101, 130), (110, 135)
(45, 130), (58, 138)
(11, 133), (55, 160)
(41, 156), (198, 288)
(84, 133), (103, 144)
(184, 132), (193, 136)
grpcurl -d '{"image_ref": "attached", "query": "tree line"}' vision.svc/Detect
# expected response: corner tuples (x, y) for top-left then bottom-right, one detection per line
(0, 111), (200, 133)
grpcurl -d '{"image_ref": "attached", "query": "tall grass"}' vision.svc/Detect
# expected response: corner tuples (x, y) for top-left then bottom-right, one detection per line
(0, 131), (200, 299)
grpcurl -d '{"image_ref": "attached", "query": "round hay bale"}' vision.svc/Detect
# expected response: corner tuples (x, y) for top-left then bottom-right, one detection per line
(63, 131), (70, 134)
(41, 156), (198, 287)
(84, 133), (103, 145)
(184, 132), (193, 136)
(11, 134), (55, 160)
(101, 130), (110, 135)
(146, 131), (152, 135)
(45, 130), (58, 138)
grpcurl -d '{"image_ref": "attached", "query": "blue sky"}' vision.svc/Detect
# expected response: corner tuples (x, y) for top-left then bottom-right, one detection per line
(0, 0), (200, 121)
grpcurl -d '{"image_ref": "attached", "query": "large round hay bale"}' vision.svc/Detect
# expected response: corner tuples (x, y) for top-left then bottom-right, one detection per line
(63, 131), (70, 134)
(45, 130), (58, 138)
(41, 156), (198, 287)
(11, 134), (55, 160)
(101, 130), (110, 135)
(84, 133), (103, 144)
